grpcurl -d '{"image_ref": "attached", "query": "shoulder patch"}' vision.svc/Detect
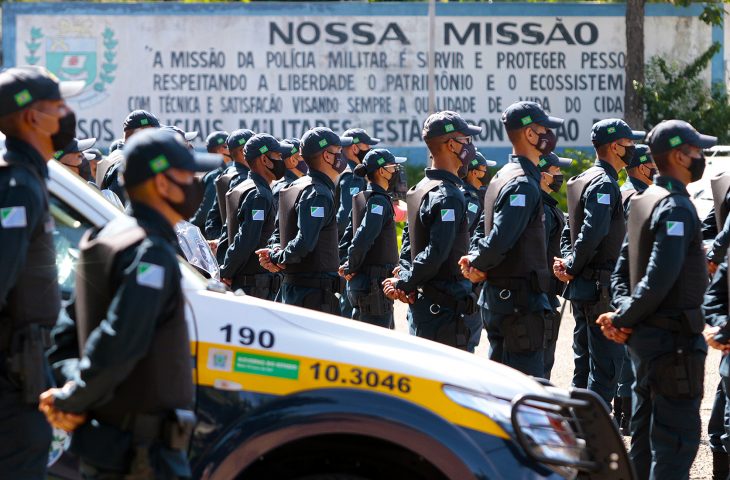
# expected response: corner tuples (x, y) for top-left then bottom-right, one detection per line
(370, 203), (384, 215)
(509, 194), (525, 207)
(310, 206), (325, 218)
(666, 221), (684, 237)
(136, 262), (165, 290)
(0, 206), (27, 228)
(597, 193), (611, 205)
(440, 209), (455, 221)
(468, 202), (479, 213)
(251, 209), (264, 221)
(349, 187), (360, 196)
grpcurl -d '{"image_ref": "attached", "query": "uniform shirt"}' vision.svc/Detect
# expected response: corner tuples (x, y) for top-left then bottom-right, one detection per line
(467, 155), (548, 312)
(702, 190), (730, 264)
(335, 160), (367, 237)
(269, 170), (336, 268)
(340, 183), (394, 274)
(53, 203), (183, 412)
(0, 138), (52, 312)
(704, 259), (730, 376)
(460, 180), (484, 237)
(220, 172), (274, 279)
(620, 175), (649, 218)
(562, 159), (623, 302)
(542, 189), (563, 310)
(611, 176), (701, 328)
(190, 164), (225, 234)
(204, 162), (249, 240)
(396, 168), (470, 297)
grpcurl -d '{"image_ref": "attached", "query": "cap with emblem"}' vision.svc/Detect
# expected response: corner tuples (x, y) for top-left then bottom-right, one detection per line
(226, 129), (255, 151)
(244, 134), (294, 161)
(591, 119), (645, 147)
(161, 125), (198, 143)
(205, 131), (229, 152)
(361, 148), (406, 174)
(537, 152), (573, 171)
(422, 111), (482, 140)
(0, 66), (84, 116)
(123, 110), (160, 131)
(300, 127), (353, 157)
(501, 101), (564, 132)
(627, 145), (653, 169)
(123, 129), (222, 188)
(469, 152), (497, 170)
(54, 137), (97, 160)
(282, 138), (301, 160)
(646, 119), (717, 155)
(343, 128), (381, 146)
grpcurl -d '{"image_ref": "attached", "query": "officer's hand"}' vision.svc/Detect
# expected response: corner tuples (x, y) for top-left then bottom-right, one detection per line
(382, 277), (399, 300)
(221, 278), (232, 287)
(256, 248), (271, 262)
(708, 261), (719, 277)
(703, 325), (730, 352)
(553, 257), (574, 282)
(399, 290), (416, 304)
(39, 388), (87, 432)
(459, 257), (487, 283)
(208, 239), (218, 254)
(392, 265), (401, 276)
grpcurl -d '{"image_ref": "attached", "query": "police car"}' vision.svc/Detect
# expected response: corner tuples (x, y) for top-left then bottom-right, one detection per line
(48, 161), (633, 479)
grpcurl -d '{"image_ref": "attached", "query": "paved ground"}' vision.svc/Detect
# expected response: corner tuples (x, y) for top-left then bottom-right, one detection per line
(393, 301), (720, 479)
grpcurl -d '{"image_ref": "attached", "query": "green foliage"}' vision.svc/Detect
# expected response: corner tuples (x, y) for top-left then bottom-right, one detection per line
(636, 42), (730, 144)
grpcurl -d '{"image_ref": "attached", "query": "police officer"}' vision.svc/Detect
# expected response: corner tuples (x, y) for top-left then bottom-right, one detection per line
(85, 148), (103, 184)
(339, 149), (406, 328)
(460, 151), (496, 352)
(336, 128), (379, 237)
(55, 137), (96, 181)
(383, 111), (479, 350)
(271, 138), (306, 214)
(598, 119), (716, 479)
(554, 119), (644, 404)
(204, 128), (254, 243)
(703, 171), (730, 276)
(190, 131), (230, 232)
(257, 127), (352, 314)
(537, 152), (573, 379)
(40, 129), (218, 479)
(460, 102), (560, 375)
(220, 134), (290, 298)
(0, 65), (82, 479)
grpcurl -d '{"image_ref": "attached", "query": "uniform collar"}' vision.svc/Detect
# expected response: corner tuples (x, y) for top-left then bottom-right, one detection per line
(284, 169), (299, 183)
(235, 162), (250, 175)
(250, 172), (272, 191)
(347, 159), (358, 171)
(310, 170), (336, 191)
(596, 159), (619, 180)
(461, 179), (479, 193)
(128, 202), (178, 243)
(368, 183), (389, 195)
(541, 189), (558, 206)
(425, 167), (461, 185)
(509, 154), (541, 182)
(655, 175), (689, 196)
(4, 137), (49, 179)
(628, 176), (649, 192)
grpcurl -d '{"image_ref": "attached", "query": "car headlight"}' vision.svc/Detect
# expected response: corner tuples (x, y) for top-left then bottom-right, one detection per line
(444, 385), (580, 480)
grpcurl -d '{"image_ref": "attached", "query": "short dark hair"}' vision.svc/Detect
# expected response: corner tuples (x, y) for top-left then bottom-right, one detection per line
(652, 151), (670, 172)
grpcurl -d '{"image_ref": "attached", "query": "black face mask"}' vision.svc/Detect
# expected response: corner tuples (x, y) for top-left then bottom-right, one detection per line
(478, 171), (490, 187)
(532, 128), (557, 155)
(687, 152), (705, 182)
(644, 166), (657, 180)
(457, 141), (477, 172)
(356, 149), (368, 162)
(296, 159), (309, 175)
(385, 168), (399, 192)
(164, 174), (202, 220)
(329, 151), (347, 174)
(548, 173), (564, 193)
(51, 112), (77, 152)
(617, 144), (636, 165)
(267, 156), (286, 180)
(79, 157), (93, 182)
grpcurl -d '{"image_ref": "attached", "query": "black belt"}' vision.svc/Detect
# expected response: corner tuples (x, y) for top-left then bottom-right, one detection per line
(94, 411), (165, 442)
(643, 309), (705, 336)
(237, 273), (277, 289)
(421, 284), (476, 315)
(580, 265), (612, 283)
(283, 275), (345, 294)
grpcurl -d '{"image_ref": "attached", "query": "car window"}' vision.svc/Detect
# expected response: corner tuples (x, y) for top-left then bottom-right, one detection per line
(50, 194), (93, 302)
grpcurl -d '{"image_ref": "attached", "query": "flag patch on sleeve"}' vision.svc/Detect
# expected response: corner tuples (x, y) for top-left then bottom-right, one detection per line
(349, 187), (359, 196)
(509, 194), (525, 207)
(136, 263), (165, 290)
(440, 209), (455, 221)
(597, 193), (611, 205)
(371, 204), (383, 215)
(468, 202), (478, 213)
(667, 221), (684, 236)
(251, 209), (264, 221)
(0, 206), (27, 228)
(310, 206), (324, 218)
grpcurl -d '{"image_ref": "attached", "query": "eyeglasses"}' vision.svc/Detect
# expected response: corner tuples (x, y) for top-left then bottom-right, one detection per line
(444, 136), (472, 145)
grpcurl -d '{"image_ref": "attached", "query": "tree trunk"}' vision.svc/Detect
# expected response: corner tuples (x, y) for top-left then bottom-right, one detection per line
(624, 0), (645, 129)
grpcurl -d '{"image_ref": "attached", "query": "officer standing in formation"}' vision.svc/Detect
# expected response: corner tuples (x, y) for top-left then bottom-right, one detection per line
(555, 119), (645, 405)
(220, 134), (290, 298)
(271, 138), (306, 213)
(42, 129), (218, 479)
(190, 130), (229, 232)
(537, 152), (573, 380)
(0, 66), (82, 479)
(257, 127), (351, 314)
(339, 149), (406, 328)
(598, 120), (716, 480)
(383, 111), (479, 350)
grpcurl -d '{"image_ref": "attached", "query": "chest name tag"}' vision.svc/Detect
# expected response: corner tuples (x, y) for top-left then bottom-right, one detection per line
(371, 204), (383, 215)
(310, 206), (325, 218)
(468, 202), (479, 213)
(136, 262), (165, 290)
(509, 194), (525, 207)
(251, 209), (264, 221)
(667, 221), (684, 237)
(0, 206), (27, 229)
(597, 193), (611, 205)
(441, 209), (455, 221)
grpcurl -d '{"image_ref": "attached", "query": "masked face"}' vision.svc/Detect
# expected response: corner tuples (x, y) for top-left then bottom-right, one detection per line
(356, 147), (369, 162)
(383, 166), (399, 192)
(266, 155), (286, 180)
(530, 127), (557, 155)
(295, 159), (309, 175)
(683, 150), (705, 182)
(642, 163), (657, 180)
(547, 173), (564, 192)
(616, 143), (636, 165)
(453, 138), (477, 173)
(326, 149), (347, 174)
(32, 105), (77, 152)
(163, 173), (201, 220)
